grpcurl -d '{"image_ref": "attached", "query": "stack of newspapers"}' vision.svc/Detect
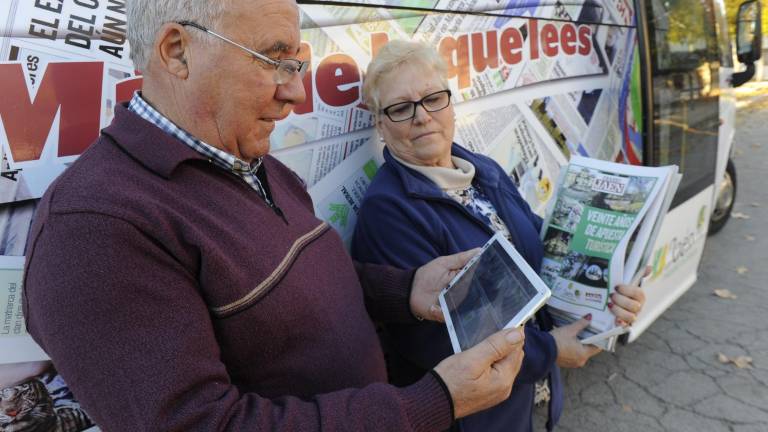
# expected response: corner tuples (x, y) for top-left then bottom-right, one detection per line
(539, 156), (681, 351)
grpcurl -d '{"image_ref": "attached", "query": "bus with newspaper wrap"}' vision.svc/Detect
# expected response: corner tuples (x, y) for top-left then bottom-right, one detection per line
(0, 0), (762, 425)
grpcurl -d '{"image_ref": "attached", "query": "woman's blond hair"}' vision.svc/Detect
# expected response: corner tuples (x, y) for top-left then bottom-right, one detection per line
(363, 40), (449, 115)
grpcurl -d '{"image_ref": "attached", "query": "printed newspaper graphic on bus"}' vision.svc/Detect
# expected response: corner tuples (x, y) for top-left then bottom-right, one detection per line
(0, 0), (641, 207)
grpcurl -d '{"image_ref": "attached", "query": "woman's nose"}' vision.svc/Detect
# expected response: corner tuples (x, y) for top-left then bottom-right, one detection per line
(412, 103), (431, 124)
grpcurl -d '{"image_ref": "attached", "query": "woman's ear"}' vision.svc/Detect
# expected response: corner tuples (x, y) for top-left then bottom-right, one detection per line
(372, 122), (386, 147)
(374, 116), (384, 139)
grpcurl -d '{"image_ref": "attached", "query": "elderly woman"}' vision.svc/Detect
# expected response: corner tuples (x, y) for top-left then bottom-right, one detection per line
(351, 40), (646, 432)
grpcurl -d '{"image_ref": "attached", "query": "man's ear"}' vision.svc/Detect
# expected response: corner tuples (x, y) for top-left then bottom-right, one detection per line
(154, 23), (190, 79)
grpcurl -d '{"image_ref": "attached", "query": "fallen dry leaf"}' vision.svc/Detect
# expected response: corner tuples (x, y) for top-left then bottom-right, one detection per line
(744, 235), (756, 241)
(622, 404), (633, 413)
(732, 212), (751, 220)
(750, 143), (762, 149)
(732, 356), (753, 369)
(716, 353), (754, 369)
(750, 202), (762, 207)
(736, 266), (749, 275)
(713, 289), (738, 299)
(735, 149), (744, 156)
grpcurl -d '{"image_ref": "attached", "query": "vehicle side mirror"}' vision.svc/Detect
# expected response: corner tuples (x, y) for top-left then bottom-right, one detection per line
(731, 0), (762, 86)
(736, 0), (762, 64)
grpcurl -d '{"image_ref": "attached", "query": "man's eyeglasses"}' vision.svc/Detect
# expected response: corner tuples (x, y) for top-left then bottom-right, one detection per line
(381, 90), (452, 122)
(177, 20), (308, 85)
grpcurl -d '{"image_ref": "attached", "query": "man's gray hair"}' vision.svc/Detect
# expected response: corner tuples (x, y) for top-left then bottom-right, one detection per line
(127, 0), (230, 71)
(363, 39), (449, 115)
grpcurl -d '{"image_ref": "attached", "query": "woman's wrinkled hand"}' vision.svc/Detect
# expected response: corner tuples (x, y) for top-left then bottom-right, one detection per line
(550, 316), (602, 368)
(609, 266), (650, 327)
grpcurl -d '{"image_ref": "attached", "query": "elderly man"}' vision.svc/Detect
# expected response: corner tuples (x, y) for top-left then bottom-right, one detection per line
(22, 0), (526, 430)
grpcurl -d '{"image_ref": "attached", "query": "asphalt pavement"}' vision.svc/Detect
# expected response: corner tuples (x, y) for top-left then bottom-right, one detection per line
(534, 82), (768, 432)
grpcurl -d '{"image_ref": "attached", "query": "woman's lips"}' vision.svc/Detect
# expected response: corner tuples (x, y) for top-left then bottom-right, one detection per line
(413, 131), (437, 140)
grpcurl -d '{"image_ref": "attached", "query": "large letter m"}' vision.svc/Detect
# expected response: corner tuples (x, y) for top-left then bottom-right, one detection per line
(0, 62), (103, 164)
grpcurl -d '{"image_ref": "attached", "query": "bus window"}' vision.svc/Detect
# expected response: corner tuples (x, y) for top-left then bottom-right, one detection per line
(646, 0), (721, 207)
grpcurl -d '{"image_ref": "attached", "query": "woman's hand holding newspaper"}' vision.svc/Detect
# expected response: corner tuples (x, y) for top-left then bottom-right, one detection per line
(609, 266), (650, 326)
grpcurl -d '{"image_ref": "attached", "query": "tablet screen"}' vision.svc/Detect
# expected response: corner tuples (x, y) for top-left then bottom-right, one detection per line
(442, 240), (541, 352)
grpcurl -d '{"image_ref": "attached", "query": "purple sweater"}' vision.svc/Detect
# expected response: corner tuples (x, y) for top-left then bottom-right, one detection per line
(22, 105), (453, 431)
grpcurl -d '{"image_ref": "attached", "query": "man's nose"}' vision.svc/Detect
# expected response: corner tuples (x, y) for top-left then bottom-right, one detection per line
(276, 72), (307, 105)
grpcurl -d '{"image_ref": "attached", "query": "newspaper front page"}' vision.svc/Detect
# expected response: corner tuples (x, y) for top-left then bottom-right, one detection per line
(539, 157), (678, 347)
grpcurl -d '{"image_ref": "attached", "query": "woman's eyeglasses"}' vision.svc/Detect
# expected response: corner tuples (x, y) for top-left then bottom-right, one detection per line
(381, 89), (452, 122)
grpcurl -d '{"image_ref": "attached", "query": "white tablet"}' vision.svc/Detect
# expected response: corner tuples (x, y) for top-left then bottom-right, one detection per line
(439, 233), (551, 353)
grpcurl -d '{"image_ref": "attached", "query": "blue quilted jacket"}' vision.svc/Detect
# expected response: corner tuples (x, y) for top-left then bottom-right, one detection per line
(352, 143), (562, 432)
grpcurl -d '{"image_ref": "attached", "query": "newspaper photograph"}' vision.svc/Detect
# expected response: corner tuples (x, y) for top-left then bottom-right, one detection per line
(0, 199), (36, 256)
(0, 364), (96, 431)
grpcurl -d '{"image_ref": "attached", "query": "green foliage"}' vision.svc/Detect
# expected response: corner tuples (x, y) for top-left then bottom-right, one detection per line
(666, 0), (711, 48)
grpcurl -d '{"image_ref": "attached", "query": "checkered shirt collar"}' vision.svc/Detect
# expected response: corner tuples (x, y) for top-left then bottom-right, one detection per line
(127, 92), (268, 199)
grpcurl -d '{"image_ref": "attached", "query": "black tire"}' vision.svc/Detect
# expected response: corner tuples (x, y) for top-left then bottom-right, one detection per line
(708, 158), (737, 235)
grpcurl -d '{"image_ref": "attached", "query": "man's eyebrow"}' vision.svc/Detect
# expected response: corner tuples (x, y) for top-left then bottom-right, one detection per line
(260, 41), (296, 56)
